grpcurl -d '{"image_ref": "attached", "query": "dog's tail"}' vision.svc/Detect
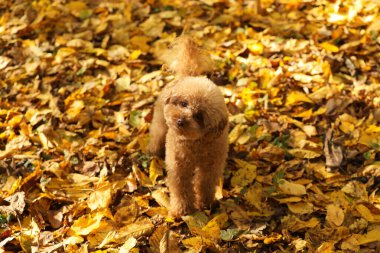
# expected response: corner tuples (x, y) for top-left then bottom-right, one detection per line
(161, 36), (213, 77)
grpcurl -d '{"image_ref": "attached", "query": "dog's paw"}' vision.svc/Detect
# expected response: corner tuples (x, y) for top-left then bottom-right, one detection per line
(169, 203), (195, 218)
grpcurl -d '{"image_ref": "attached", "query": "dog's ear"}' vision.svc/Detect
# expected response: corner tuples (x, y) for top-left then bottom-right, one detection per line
(163, 91), (173, 105)
(207, 116), (228, 137)
(193, 111), (205, 128)
(216, 117), (228, 136)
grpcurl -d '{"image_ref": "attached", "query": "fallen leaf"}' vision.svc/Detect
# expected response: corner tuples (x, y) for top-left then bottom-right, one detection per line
(278, 180), (307, 196)
(231, 159), (257, 189)
(326, 204), (345, 226)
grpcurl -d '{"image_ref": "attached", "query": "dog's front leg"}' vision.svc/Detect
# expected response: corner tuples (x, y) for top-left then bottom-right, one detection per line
(165, 140), (196, 217)
(194, 158), (224, 210)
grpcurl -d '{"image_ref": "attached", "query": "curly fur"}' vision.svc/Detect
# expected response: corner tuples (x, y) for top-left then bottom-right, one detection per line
(148, 36), (228, 217)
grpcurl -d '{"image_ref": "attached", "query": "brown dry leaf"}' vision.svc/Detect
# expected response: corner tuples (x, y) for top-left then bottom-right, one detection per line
(324, 129), (344, 167)
(114, 202), (139, 225)
(283, 215), (320, 232)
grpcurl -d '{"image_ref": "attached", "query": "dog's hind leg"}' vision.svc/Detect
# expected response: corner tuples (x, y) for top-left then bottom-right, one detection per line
(147, 96), (167, 157)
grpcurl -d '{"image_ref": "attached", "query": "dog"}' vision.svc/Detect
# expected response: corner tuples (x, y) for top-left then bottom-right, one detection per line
(148, 36), (229, 217)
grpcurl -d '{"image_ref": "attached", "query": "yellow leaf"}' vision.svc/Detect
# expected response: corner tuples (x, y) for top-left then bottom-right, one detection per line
(316, 241), (335, 253)
(66, 100), (84, 121)
(286, 91), (314, 106)
(201, 213), (228, 240)
(87, 221), (116, 248)
(145, 207), (168, 217)
(247, 42), (264, 55)
(287, 202), (314, 215)
(355, 204), (380, 222)
(116, 217), (154, 242)
(182, 212), (209, 236)
(149, 158), (164, 186)
(287, 148), (321, 159)
(263, 232), (282, 244)
(130, 36), (151, 52)
(292, 109), (313, 118)
(87, 182), (112, 211)
(55, 47), (76, 63)
(149, 224), (168, 252)
(259, 68), (275, 89)
(182, 236), (214, 250)
(114, 202), (139, 225)
(1, 176), (22, 198)
(132, 164), (153, 187)
(307, 163), (339, 180)
(278, 180), (306, 196)
(313, 107), (327, 116)
(130, 50), (141, 60)
(66, 1), (86, 11)
(120, 237), (138, 253)
(68, 212), (104, 236)
(231, 159), (256, 189)
(244, 184), (262, 211)
(366, 125), (380, 133)
(357, 226), (380, 245)
(151, 188), (170, 209)
(140, 15), (165, 37)
(228, 124), (247, 144)
(320, 42), (339, 53)
(358, 132), (380, 147)
(326, 204), (345, 226)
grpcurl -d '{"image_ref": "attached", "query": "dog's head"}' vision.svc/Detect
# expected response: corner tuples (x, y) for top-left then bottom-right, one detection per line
(163, 77), (228, 140)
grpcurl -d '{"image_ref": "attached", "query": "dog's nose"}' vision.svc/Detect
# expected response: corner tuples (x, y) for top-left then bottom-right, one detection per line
(176, 118), (185, 127)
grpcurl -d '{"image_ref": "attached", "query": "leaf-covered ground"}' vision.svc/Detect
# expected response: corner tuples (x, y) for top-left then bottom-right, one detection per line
(1, 0), (380, 252)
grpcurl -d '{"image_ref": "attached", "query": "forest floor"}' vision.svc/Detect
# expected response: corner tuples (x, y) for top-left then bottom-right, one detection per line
(1, 0), (380, 252)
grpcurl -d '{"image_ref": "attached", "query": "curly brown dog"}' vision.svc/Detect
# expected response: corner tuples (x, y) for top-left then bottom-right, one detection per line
(148, 36), (229, 217)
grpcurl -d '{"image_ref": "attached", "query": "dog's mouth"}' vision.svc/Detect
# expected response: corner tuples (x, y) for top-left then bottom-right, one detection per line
(168, 118), (204, 139)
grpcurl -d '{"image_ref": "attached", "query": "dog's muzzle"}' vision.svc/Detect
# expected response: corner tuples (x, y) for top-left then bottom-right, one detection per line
(176, 118), (186, 128)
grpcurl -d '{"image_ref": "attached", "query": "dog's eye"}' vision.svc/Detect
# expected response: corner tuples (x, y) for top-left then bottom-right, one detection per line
(179, 101), (188, 108)
(193, 112), (204, 125)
